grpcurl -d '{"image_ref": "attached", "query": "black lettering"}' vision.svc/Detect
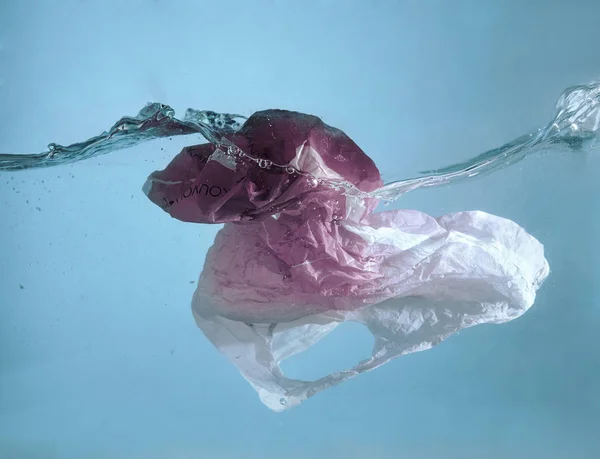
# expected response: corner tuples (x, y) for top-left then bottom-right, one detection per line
(161, 182), (229, 209)
(193, 184), (209, 196)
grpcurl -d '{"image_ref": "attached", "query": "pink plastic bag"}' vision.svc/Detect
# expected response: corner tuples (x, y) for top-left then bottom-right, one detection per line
(144, 110), (549, 411)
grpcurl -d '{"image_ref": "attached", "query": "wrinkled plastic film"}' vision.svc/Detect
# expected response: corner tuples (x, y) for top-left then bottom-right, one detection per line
(190, 206), (548, 411)
(135, 106), (554, 411)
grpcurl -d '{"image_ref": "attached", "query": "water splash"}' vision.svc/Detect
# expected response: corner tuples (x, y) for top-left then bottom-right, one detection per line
(1, 82), (598, 202)
(0, 104), (246, 171)
(363, 82), (600, 201)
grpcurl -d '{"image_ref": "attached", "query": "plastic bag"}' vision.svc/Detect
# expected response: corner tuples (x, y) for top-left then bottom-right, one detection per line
(143, 110), (550, 411)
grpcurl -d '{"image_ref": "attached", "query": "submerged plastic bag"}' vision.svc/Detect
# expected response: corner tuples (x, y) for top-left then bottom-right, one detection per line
(143, 110), (550, 411)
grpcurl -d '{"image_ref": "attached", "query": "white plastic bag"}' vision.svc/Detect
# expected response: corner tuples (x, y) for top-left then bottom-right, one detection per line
(191, 209), (549, 411)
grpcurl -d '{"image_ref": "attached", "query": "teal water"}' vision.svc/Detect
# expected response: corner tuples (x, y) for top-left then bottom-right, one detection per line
(1, 1), (599, 458)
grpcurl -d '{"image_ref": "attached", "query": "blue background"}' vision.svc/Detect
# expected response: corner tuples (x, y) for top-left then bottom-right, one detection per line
(1, 1), (599, 458)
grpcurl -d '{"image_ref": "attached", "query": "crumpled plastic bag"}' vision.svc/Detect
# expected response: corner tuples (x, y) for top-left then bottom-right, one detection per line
(143, 109), (550, 411)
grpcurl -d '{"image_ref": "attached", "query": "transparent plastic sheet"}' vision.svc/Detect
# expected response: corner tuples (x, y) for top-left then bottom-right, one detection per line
(2, 82), (599, 411)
